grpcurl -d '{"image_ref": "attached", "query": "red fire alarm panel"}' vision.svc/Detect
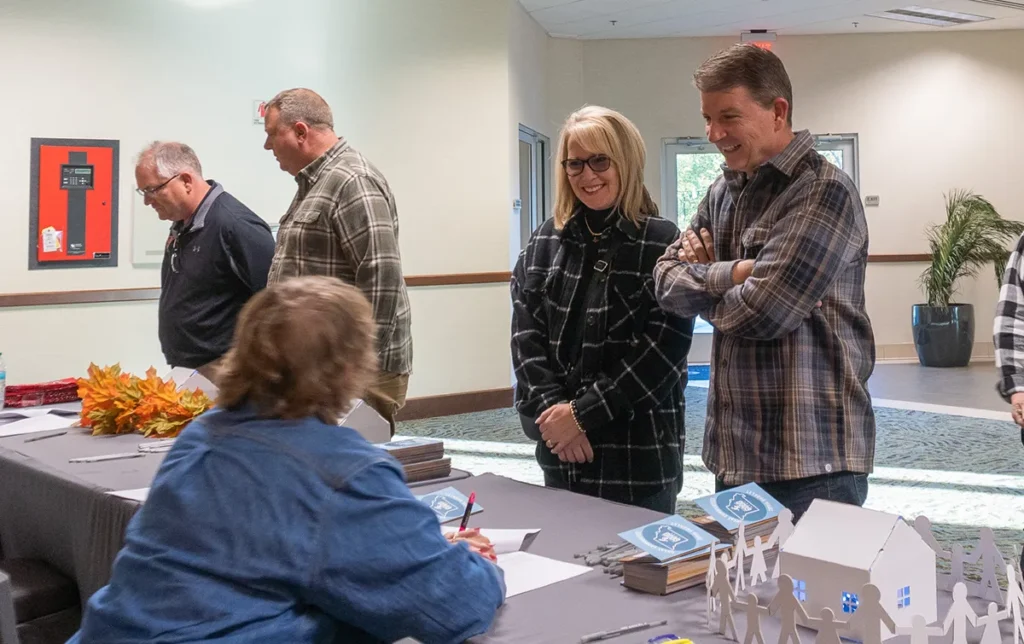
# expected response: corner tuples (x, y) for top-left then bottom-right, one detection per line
(29, 138), (119, 269)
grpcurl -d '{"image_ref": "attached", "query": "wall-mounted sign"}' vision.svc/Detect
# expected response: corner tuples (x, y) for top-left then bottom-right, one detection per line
(253, 100), (267, 125)
(29, 138), (119, 270)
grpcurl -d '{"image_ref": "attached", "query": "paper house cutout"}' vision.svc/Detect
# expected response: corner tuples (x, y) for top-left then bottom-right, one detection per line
(339, 399), (390, 445)
(779, 499), (937, 641)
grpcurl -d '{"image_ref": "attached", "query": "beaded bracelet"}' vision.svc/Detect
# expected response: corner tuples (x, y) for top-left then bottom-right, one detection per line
(569, 400), (586, 434)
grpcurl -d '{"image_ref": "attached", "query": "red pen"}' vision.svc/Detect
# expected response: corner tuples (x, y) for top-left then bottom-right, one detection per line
(458, 492), (476, 532)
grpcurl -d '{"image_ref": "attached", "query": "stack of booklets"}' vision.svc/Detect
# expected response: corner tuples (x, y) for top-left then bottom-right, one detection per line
(691, 482), (783, 547)
(379, 437), (451, 483)
(617, 516), (729, 595)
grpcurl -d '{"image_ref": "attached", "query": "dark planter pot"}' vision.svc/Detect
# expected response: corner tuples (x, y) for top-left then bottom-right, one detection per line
(911, 304), (974, 367)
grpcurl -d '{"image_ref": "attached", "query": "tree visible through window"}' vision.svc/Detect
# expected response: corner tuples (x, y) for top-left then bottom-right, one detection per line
(676, 151), (724, 228)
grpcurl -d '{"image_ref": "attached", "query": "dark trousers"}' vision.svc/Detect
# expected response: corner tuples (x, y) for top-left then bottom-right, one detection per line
(544, 472), (682, 515)
(715, 471), (869, 522)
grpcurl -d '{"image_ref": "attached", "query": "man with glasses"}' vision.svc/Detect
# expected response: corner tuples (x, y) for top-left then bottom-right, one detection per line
(262, 88), (412, 435)
(135, 141), (275, 383)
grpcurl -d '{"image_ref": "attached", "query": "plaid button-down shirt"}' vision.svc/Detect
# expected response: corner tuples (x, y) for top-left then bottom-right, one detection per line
(512, 212), (694, 503)
(268, 139), (412, 374)
(654, 130), (876, 485)
(995, 233), (1024, 401)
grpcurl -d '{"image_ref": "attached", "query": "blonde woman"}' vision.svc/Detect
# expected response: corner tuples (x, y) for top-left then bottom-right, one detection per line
(511, 106), (694, 513)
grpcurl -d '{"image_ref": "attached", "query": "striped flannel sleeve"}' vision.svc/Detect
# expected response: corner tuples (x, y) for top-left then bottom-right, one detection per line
(573, 297), (694, 435)
(994, 235), (1024, 401)
(654, 193), (733, 318)
(705, 177), (863, 340)
(510, 247), (568, 418)
(331, 176), (404, 354)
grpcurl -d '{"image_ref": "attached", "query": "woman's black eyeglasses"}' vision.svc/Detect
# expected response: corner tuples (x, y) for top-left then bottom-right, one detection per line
(561, 154), (611, 177)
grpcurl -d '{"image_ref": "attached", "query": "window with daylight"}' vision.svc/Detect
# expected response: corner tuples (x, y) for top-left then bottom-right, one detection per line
(661, 133), (859, 336)
(792, 579), (807, 602)
(842, 591), (860, 614)
(897, 586), (911, 609)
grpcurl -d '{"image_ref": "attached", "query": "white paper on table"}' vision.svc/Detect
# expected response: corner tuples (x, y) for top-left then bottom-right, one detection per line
(495, 551), (591, 598)
(0, 414), (77, 437)
(108, 488), (150, 502)
(0, 407), (78, 420)
(442, 527), (541, 555)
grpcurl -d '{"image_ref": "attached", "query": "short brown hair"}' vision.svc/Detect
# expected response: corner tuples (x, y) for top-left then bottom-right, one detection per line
(693, 44), (794, 125)
(265, 88), (335, 131)
(217, 276), (378, 424)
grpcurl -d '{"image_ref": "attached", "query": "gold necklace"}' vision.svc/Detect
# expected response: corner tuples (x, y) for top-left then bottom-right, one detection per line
(583, 213), (605, 241)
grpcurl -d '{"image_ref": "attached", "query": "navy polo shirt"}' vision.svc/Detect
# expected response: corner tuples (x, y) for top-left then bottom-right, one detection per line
(158, 181), (276, 369)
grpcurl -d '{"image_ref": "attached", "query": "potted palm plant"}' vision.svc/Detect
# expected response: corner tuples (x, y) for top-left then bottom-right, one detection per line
(913, 190), (1024, 367)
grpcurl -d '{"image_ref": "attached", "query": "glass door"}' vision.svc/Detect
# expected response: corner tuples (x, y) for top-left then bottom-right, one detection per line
(518, 125), (551, 250)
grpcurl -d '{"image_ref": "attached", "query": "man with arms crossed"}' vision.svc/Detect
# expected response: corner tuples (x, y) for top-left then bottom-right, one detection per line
(263, 88), (412, 433)
(654, 44), (876, 519)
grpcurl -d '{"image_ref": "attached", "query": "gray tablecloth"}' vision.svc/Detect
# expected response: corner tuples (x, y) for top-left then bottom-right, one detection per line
(416, 474), (1004, 644)
(0, 420), (469, 605)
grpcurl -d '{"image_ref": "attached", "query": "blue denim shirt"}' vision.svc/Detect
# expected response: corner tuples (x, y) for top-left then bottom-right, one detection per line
(69, 406), (506, 643)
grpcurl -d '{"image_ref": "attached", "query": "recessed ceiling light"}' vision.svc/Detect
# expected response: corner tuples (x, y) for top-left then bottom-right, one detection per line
(866, 5), (993, 26)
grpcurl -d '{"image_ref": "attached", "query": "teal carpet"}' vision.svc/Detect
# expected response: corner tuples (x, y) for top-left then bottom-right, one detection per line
(398, 386), (1024, 574)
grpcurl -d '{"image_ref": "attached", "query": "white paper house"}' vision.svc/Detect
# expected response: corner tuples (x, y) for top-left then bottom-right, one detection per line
(779, 500), (936, 642)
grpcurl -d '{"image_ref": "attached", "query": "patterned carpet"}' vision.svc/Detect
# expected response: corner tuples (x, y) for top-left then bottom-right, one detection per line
(397, 386), (1024, 574)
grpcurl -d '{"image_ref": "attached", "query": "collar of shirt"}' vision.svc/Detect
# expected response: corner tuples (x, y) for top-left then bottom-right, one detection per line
(563, 206), (642, 244)
(722, 129), (815, 189)
(173, 180), (223, 235)
(296, 138), (351, 191)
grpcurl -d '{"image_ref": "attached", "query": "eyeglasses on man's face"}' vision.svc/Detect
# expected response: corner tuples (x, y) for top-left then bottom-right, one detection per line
(136, 173), (180, 198)
(561, 154), (612, 177)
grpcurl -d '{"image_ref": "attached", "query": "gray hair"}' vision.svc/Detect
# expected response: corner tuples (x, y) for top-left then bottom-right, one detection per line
(265, 88), (334, 131)
(136, 141), (203, 179)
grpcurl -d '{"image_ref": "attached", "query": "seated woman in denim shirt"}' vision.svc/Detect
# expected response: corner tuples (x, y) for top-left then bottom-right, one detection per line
(70, 276), (506, 644)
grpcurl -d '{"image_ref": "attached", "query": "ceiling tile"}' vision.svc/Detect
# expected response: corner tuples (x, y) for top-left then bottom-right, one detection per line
(520, 0), (1024, 37)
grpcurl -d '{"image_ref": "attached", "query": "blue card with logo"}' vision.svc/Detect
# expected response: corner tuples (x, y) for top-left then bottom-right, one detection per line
(693, 482), (782, 531)
(618, 515), (717, 562)
(415, 487), (484, 523)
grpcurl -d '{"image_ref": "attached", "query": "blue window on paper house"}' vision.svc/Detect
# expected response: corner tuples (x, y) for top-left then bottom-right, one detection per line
(897, 586), (911, 609)
(792, 579), (807, 602)
(842, 591), (860, 614)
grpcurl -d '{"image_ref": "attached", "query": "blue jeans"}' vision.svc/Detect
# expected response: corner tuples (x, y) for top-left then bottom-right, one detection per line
(715, 471), (868, 522)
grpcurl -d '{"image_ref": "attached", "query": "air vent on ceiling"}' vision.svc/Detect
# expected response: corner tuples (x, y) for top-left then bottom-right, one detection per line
(867, 5), (994, 26)
(967, 0), (1024, 10)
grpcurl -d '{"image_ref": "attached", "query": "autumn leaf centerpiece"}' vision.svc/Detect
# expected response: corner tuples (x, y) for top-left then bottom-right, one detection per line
(77, 364), (213, 438)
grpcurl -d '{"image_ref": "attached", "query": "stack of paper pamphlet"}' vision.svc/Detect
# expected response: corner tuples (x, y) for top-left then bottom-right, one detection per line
(380, 437), (451, 483)
(416, 486), (483, 524)
(691, 482), (782, 547)
(618, 516), (729, 595)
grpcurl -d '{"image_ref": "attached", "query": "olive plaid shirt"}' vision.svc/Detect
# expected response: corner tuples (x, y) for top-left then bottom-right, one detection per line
(654, 130), (876, 485)
(268, 139), (412, 374)
(512, 212), (694, 503)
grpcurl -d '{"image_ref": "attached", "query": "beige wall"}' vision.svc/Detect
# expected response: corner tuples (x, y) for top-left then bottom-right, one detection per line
(0, 0), (521, 395)
(551, 30), (1024, 353)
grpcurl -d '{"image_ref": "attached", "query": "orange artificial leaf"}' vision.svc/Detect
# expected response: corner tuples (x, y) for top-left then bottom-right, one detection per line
(77, 364), (213, 439)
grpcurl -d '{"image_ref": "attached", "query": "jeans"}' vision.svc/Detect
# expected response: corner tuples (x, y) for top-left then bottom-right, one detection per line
(716, 471), (869, 522)
(544, 472), (682, 514)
